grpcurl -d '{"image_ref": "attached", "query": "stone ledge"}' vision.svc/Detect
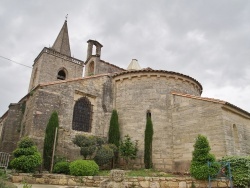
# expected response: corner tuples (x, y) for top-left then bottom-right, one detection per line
(11, 173), (231, 188)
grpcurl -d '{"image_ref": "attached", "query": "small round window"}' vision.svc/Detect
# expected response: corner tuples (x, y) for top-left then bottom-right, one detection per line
(57, 69), (66, 80)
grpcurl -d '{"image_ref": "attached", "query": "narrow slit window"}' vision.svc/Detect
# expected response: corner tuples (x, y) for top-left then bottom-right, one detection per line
(146, 110), (151, 118)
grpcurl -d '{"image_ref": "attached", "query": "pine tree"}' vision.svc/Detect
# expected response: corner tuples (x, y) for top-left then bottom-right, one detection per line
(144, 116), (153, 169)
(43, 111), (59, 171)
(108, 110), (120, 147)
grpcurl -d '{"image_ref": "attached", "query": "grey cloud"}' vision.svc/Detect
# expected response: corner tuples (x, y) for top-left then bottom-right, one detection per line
(1, 0), (250, 114)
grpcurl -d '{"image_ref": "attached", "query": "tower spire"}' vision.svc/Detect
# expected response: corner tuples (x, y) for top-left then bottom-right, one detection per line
(51, 19), (71, 56)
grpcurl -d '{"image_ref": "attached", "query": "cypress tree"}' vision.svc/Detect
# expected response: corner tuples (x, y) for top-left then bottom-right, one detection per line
(144, 116), (153, 169)
(108, 110), (120, 147)
(43, 111), (59, 171)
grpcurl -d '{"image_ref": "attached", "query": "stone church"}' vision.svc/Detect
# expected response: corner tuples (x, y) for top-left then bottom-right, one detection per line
(0, 20), (249, 172)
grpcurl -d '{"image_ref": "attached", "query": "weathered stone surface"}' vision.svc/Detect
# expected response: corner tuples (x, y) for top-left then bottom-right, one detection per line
(11, 174), (231, 188)
(179, 181), (186, 188)
(139, 181), (150, 188)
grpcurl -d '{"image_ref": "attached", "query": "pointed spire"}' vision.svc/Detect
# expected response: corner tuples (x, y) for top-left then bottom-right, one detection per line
(51, 20), (71, 56)
(127, 59), (141, 70)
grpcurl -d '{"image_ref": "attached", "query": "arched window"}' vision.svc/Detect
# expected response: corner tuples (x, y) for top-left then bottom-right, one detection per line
(88, 61), (94, 76)
(57, 69), (67, 80)
(72, 97), (92, 132)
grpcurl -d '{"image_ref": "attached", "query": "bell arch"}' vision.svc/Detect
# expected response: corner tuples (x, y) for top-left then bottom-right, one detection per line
(57, 68), (67, 80)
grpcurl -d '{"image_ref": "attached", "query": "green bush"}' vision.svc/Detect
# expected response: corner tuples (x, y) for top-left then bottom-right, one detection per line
(53, 161), (70, 174)
(13, 146), (38, 158)
(94, 144), (115, 166)
(18, 136), (34, 148)
(11, 153), (42, 173)
(69, 160), (99, 176)
(11, 137), (42, 172)
(73, 135), (97, 159)
(190, 135), (219, 180)
(120, 135), (138, 169)
(220, 156), (250, 187)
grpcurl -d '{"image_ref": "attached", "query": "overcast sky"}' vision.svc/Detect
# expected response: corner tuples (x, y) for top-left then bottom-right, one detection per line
(1, 0), (250, 115)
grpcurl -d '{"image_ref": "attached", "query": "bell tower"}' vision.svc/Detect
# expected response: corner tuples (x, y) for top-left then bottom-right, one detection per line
(28, 20), (84, 91)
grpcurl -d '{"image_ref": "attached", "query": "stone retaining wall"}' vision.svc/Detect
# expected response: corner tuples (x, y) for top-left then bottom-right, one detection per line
(11, 173), (231, 188)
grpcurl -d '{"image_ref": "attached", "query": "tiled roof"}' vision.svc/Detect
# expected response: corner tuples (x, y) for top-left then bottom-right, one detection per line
(38, 73), (110, 87)
(172, 92), (250, 117)
(99, 60), (125, 71)
(172, 92), (226, 104)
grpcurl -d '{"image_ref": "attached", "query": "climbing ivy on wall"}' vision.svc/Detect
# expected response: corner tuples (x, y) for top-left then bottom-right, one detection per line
(43, 111), (59, 171)
(144, 116), (154, 169)
(108, 110), (120, 148)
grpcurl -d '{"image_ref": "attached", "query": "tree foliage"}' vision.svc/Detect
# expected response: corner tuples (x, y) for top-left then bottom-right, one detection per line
(119, 135), (138, 169)
(94, 144), (116, 166)
(190, 134), (219, 180)
(43, 111), (59, 171)
(73, 135), (115, 167)
(144, 116), (153, 169)
(53, 161), (70, 174)
(73, 135), (97, 159)
(108, 110), (120, 148)
(11, 137), (42, 172)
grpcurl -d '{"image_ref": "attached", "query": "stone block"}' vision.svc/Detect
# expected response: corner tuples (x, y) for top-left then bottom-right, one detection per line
(35, 178), (45, 184)
(58, 178), (68, 185)
(150, 182), (160, 188)
(139, 180), (150, 188)
(179, 181), (186, 188)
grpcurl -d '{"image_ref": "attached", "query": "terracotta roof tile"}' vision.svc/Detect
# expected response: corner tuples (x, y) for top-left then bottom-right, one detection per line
(172, 92), (226, 104)
(39, 73), (110, 87)
(172, 92), (250, 116)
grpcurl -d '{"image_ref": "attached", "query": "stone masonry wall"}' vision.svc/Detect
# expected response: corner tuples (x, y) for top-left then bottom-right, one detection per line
(29, 51), (83, 91)
(23, 75), (113, 161)
(221, 108), (250, 156)
(0, 102), (25, 154)
(113, 72), (201, 171)
(11, 173), (231, 188)
(171, 95), (225, 172)
(84, 56), (123, 77)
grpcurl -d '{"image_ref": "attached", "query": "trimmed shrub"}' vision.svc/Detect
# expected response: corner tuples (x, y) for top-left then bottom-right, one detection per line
(73, 135), (97, 159)
(144, 116), (153, 169)
(18, 137), (34, 148)
(69, 160), (99, 176)
(108, 110), (120, 148)
(190, 134), (219, 180)
(11, 137), (42, 172)
(13, 146), (38, 157)
(220, 156), (250, 187)
(53, 161), (70, 174)
(43, 111), (59, 171)
(94, 144), (115, 166)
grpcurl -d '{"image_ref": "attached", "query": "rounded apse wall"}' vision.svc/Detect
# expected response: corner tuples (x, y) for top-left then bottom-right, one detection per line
(112, 70), (202, 170)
